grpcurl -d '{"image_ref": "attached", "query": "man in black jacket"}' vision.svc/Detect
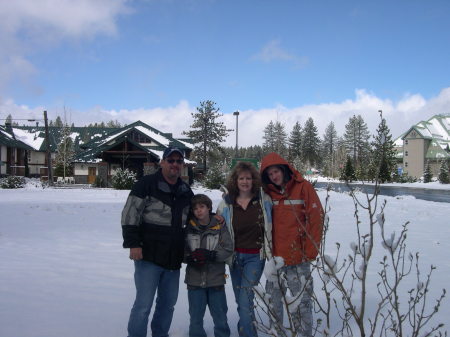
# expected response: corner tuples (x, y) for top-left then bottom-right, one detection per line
(122, 147), (193, 337)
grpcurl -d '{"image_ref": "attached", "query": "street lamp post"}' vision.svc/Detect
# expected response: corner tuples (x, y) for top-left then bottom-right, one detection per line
(233, 111), (239, 158)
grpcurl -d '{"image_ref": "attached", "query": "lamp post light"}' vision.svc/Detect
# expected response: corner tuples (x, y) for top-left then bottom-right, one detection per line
(233, 111), (239, 158)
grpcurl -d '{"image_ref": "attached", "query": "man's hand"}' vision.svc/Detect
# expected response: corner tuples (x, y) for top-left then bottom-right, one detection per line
(129, 247), (143, 260)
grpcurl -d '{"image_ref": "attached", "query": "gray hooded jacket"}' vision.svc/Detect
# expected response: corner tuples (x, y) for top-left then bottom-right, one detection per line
(184, 215), (233, 288)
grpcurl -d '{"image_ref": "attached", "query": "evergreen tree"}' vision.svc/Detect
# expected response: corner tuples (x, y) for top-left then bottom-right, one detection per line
(263, 121), (276, 154)
(5, 114), (12, 126)
(249, 145), (263, 161)
(183, 100), (229, 172)
(340, 155), (356, 182)
(203, 162), (227, 189)
(334, 137), (348, 178)
(321, 121), (338, 177)
(423, 160), (433, 183)
(273, 121), (288, 157)
(438, 160), (449, 184)
(366, 159), (378, 182)
(291, 156), (305, 175)
(106, 120), (122, 128)
(371, 113), (397, 183)
(288, 121), (302, 161)
(54, 116), (64, 128)
(355, 165), (368, 182)
(344, 115), (371, 169)
(301, 117), (321, 168)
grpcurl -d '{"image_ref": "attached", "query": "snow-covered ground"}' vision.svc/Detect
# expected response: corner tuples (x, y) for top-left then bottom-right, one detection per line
(314, 175), (450, 190)
(0, 183), (448, 337)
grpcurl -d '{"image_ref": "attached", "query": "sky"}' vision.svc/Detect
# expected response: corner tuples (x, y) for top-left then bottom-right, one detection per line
(1, 0), (450, 147)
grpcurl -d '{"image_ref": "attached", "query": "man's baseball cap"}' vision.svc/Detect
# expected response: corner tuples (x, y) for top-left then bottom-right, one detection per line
(162, 147), (184, 159)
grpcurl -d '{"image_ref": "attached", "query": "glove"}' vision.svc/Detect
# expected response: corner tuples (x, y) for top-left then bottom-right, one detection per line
(187, 249), (207, 267)
(188, 249), (217, 267)
(194, 248), (217, 262)
(187, 255), (204, 267)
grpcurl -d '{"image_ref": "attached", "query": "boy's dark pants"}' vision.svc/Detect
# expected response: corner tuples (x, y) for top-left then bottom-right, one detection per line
(188, 286), (230, 337)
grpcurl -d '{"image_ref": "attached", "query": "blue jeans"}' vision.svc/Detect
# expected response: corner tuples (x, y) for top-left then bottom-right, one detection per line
(230, 252), (265, 337)
(188, 286), (230, 337)
(127, 260), (180, 337)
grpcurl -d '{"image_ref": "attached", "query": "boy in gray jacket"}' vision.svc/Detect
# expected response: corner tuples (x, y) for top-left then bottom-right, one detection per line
(185, 194), (233, 337)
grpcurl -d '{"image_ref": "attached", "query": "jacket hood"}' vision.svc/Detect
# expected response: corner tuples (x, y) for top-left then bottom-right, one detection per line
(188, 213), (221, 232)
(260, 152), (304, 187)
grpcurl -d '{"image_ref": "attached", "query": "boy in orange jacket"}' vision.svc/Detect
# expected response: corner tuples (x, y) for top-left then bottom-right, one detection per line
(260, 152), (324, 337)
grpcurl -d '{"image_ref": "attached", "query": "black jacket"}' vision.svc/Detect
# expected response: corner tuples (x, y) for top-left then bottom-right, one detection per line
(121, 169), (193, 270)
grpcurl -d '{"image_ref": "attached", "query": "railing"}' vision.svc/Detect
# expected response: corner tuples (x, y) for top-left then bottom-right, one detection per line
(56, 176), (75, 184)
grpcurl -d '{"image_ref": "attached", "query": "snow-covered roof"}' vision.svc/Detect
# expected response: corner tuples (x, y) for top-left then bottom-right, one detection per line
(12, 127), (45, 150)
(149, 149), (164, 159)
(394, 114), (450, 160)
(175, 138), (194, 150)
(135, 126), (170, 146)
(146, 149), (196, 165)
(0, 128), (14, 141)
(394, 136), (404, 147)
(101, 128), (130, 145)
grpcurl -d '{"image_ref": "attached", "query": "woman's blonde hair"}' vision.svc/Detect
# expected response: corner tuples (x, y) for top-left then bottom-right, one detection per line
(226, 161), (261, 200)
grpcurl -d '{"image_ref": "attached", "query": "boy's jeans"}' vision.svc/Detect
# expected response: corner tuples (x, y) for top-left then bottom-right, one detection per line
(127, 260), (180, 337)
(188, 286), (230, 337)
(230, 252), (265, 337)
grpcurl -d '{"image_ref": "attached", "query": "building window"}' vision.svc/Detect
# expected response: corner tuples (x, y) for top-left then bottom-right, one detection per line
(405, 139), (408, 145)
(405, 162), (408, 167)
(405, 151), (408, 156)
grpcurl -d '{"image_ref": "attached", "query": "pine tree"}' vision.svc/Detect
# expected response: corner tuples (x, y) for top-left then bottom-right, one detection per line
(203, 162), (227, 189)
(301, 117), (321, 168)
(340, 155), (356, 182)
(5, 114), (12, 126)
(438, 160), (449, 184)
(321, 121), (338, 177)
(291, 155), (305, 174)
(423, 160), (433, 183)
(371, 113), (397, 183)
(54, 116), (64, 128)
(273, 121), (288, 157)
(263, 121), (276, 154)
(288, 121), (302, 161)
(344, 115), (371, 170)
(183, 100), (229, 172)
(106, 120), (122, 128)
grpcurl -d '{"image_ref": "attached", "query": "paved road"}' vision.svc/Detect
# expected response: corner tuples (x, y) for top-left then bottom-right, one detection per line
(315, 182), (450, 203)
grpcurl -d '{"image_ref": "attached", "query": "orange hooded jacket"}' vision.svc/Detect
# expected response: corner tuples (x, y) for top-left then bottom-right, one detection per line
(260, 152), (324, 265)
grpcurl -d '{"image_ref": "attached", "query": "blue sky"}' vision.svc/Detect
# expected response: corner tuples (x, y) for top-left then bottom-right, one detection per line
(1, 0), (450, 146)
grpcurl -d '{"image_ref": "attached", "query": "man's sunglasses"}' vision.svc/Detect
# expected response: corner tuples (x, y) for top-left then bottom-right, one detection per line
(166, 159), (184, 164)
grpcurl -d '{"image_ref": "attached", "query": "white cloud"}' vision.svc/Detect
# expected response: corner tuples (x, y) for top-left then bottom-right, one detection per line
(0, 0), (131, 95)
(252, 39), (308, 69)
(2, 88), (449, 147)
(0, 0), (130, 38)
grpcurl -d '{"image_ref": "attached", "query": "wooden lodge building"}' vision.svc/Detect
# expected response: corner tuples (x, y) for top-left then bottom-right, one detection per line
(0, 121), (195, 185)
